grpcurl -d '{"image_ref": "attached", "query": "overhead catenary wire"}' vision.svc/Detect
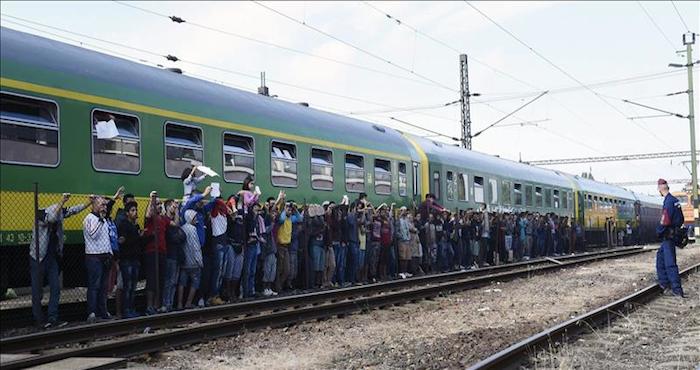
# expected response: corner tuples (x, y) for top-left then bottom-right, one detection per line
(111, 1), (454, 92)
(465, 1), (672, 149)
(670, 0), (691, 32)
(251, 1), (457, 93)
(361, 1), (540, 90)
(637, 1), (680, 52)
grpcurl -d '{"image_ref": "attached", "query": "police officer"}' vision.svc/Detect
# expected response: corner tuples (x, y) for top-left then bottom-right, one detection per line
(655, 178), (685, 298)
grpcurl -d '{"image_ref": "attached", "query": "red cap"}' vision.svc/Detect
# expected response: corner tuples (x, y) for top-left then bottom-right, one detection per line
(657, 178), (668, 185)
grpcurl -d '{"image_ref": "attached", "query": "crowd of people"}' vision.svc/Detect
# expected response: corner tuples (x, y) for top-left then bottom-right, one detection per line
(31, 166), (607, 329)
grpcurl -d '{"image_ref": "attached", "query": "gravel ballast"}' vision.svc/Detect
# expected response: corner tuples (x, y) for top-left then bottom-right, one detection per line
(149, 246), (700, 370)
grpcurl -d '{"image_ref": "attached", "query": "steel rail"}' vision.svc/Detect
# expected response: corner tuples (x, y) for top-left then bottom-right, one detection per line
(0, 248), (648, 370)
(0, 247), (642, 353)
(467, 262), (700, 370)
(0, 246), (643, 330)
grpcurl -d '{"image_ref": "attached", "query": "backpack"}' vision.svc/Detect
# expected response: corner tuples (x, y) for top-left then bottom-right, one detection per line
(166, 224), (187, 264)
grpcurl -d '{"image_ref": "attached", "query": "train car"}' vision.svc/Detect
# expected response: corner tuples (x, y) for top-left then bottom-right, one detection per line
(410, 136), (575, 216)
(0, 27), (422, 288)
(0, 27), (665, 291)
(633, 192), (663, 243)
(566, 175), (638, 245)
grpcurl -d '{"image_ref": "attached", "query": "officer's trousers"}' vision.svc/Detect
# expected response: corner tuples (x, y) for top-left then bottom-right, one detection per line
(656, 240), (683, 295)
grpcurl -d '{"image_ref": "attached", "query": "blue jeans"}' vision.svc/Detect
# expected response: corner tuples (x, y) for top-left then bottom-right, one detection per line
(439, 241), (453, 271)
(333, 242), (347, 285)
(242, 242), (259, 298)
(85, 254), (111, 317)
(209, 243), (227, 298)
(162, 258), (179, 309)
(119, 259), (140, 314)
(30, 256), (61, 325)
(347, 241), (360, 283)
(656, 240), (683, 295)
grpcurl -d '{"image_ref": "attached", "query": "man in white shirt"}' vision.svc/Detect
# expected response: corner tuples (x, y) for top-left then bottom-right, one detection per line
(83, 196), (113, 323)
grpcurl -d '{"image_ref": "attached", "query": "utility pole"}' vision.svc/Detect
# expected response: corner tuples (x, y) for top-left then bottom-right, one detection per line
(460, 54), (471, 149)
(683, 32), (699, 237)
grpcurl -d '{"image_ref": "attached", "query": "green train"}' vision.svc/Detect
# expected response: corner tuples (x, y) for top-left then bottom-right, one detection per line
(0, 27), (661, 288)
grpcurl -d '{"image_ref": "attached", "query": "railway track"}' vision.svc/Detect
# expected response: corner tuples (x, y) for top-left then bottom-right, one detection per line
(0, 246), (648, 370)
(467, 261), (700, 370)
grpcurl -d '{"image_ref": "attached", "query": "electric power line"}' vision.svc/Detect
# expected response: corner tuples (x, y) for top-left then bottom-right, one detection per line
(111, 1), (455, 92)
(637, 1), (680, 52)
(670, 1), (691, 32)
(465, 1), (672, 149)
(252, 1), (457, 92)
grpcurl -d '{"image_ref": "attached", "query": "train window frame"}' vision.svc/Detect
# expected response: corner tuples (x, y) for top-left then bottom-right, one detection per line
(164, 121), (204, 179)
(345, 153), (366, 193)
(90, 109), (141, 175)
(457, 172), (468, 202)
(544, 188), (552, 208)
(514, 183), (523, 206)
(270, 140), (299, 188)
(501, 180), (512, 205)
(398, 162), (408, 197)
(525, 184), (533, 207)
(473, 175), (485, 204)
(222, 131), (255, 184)
(560, 190), (567, 209)
(0, 91), (60, 167)
(412, 162), (419, 197)
(310, 147), (334, 191)
(553, 189), (560, 208)
(374, 158), (392, 195)
(433, 171), (441, 200)
(446, 171), (455, 201)
(488, 178), (498, 205)
(535, 186), (543, 207)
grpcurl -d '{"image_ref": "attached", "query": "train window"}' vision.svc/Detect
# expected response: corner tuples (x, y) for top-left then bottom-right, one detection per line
(165, 122), (203, 178)
(374, 159), (392, 195)
(223, 133), (255, 183)
(525, 185), (533, 207)
(433, 171), (441, 200)
(535, 186), (543, 207)
(561, 190), (567, 209)
(553, 189), (560, 208)
(446, 171), (455, 201)
(568, 192), (573, 209)
(412, 162), (419, 197)
(489, 178), (498, 205)
(544, 188), (552, 208)
(0, 92), (59, 166)
(473, 176), (484, 203)
(91, 110), (140, 174)
(501, 180), (512, 205)
(458, 173), (468, 202)
(271, 141), (298, 187)
(514, 183), (523, 205)
(398, 162), (407, 197)
(586, 194), (592, 209)
(345, 154), (365, 193)
(311, 148), (333, 191)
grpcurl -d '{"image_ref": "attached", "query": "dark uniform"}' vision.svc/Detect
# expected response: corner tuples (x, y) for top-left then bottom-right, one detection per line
(655, 179), (685, 296)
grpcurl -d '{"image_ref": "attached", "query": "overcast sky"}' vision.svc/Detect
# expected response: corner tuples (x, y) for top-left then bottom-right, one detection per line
(2, 1), (698, 195)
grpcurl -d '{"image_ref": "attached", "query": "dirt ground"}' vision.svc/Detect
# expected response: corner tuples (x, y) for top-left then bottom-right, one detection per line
(146, 246), (700, 370)
(530, 273), (700, 370)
